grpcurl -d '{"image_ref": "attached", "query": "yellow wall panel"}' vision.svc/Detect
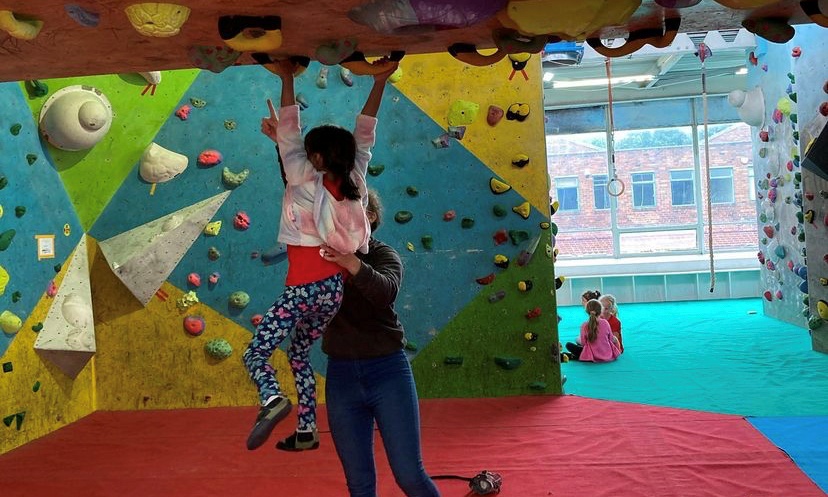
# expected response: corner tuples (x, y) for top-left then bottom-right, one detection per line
(0, 242), (95, 454)
(90, 240), (320, 411)
(394, 52), (549, 212)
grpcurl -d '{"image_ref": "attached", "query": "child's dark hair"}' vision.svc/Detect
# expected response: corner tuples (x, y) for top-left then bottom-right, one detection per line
(581, 289), (601, 302)
(305, 125), (360, 201)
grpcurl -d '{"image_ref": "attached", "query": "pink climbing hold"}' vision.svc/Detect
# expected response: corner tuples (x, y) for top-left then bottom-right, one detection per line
(183, 315), (206, 336)
(234, 211), (250, 230)
(187, 272), (201, 287)
(775, 290), (783, 300)
(209, 272), (220, 285)
(443, 210), (456, 221)
(46, 280), (58, 297)
(176, 104), (191, 120)
(763, 290), (772, 301)
(198, 150), (223, 167)
(251, 314), (263, 327)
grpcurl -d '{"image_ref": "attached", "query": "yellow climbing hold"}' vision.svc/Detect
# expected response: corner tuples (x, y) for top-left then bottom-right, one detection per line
(490, 177), (512, 194)
(818, 300), (828, 320)
(498, 0), (640, 40)
(512, 201), (531, 219)
(203, 220), (222, 236)
(406, 242), (415, 252)
(511, 153), (530, 168)
(125, 3), (191, 38)
(0, 310), (22, 334)
(0, 265), (8, 295)
(0, 10), (44, 40)
(447, 100), (480, 126)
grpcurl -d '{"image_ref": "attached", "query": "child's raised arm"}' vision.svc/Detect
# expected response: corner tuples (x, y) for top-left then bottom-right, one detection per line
(361, 60), (398, 118)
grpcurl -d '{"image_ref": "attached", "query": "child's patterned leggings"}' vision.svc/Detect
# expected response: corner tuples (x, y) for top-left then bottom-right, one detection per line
(242, 273), (344, 432)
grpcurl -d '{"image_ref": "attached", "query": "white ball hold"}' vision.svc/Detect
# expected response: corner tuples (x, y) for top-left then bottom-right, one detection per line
(39, 85), (113, 151)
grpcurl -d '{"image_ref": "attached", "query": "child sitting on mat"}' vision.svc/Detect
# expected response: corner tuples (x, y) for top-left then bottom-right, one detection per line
(599, 294), (623, 353)
(565, 299), (621, 363)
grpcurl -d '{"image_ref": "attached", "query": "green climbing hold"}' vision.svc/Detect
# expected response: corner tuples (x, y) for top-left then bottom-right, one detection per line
(33, 381), (41, 392)
(421, 235), (433, 250)
(2, 414), (14, 427)
(789, 92), (797, 103)
(0, 229), (16, 251)
(228, 291), (250, 309)
(190, 97), (207, 108)
(54, 263), (62, 273)
(508, 229), (529, 245)
(9, 123), (21, 136)
(205, 338), (233, 359)
(394, 211), (413, 224)
(550, 223), (558, 236)
(790, 113), (798, 124)
(2, 411), (25, 430)
(799, 231), (806, 242)
(528, 381), (547, 390)
(808, 316), (823, 330)
(796, 211), (804, 223)
(2, 362), (11, 373)
(405, 186), (418, 196)
(26, 154), (37, 165)
(461, 217), (474, 229)
(27, 80), (49, 97)
(11, 291), (22, 303)
(444, 356), (464, 365)
(15, 206), (25, 218)
(493, 204), (507, 217)
(0, 176), (7, 189)
(494, 356), (522, 370)
(31, 322), (43, 332)
(367, 164), (385, 176)
(404, 340), (418, 351)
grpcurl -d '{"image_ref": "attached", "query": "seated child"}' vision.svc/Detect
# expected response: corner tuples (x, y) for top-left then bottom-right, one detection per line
(599, 294), (623, 353)
(565, 299), (621, 363)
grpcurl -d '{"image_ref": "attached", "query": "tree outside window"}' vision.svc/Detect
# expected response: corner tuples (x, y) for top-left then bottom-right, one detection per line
(670, 169), (695, 206)
(555, 176), (579, 211)
(593, 174), (610, 210)
(631, 172), (655, 208)
(710, 167), (735, 204)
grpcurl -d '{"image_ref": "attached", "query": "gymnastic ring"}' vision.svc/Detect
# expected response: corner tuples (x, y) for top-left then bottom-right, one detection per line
(607, 177), (626, 197)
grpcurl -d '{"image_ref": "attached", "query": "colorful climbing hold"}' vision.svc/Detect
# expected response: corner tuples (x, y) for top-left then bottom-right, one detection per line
(421, 235), (433, 250)
(9, 123), (21, 136)
(512, 201), (531, 219)
(405, 186), (418, 196)
(367, 164), (385, 176)
(228, 291), (250, 309)
(511, 154), (529, 168)
(198, 149), (222, 167)
(251, 314), (263, 327)
(492, 228), (509, 245)
(14, 206), (25, 218)
(0, 229), (16, 251)
(208, 246), (221, 261)
(494, 254), (509, 269)
(183, 315), (206, 336)
(508, 230), (529, 245)
(487, 105), (504, 126)
(2, 362), (11, 373)
(394, 211), (413, 224)
(205, 339), (232, 360)
(492, 204), (507, 217)
(443, 210), (456, 221)
(203, 221), (222, 236)
(488, 290), (506, 303)
(506, 103), (530, 121)
(461, 218), (474, 229)
(476, 273), (495, 285)
(518, 280), (533, 292)
(494, 356), (522, 370)
(489, 177), (511, 194)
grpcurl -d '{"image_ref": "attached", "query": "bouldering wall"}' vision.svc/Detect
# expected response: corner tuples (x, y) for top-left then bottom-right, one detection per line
(751, 26), (828, 333)
(0, 52), (557, 454)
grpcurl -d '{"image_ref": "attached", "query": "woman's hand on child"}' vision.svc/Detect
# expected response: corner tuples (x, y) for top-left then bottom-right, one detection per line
(260, 99), (279, 143)
(320, 244), (361, 276)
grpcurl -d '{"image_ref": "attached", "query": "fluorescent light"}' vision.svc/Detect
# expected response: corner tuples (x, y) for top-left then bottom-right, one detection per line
(552, 74), (655, 89)
(543, 71), (554, 82)
(735, 67), (748, 75)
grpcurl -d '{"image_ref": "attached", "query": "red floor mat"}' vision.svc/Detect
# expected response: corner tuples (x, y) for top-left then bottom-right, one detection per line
(1, 395), (823, 497)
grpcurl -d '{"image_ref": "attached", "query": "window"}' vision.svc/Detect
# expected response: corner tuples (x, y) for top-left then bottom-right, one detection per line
(670, 170), (695, 206)
(555, 176), (579, 211)
(593, 174), (610, 210)
(747, 165), (755, 201)
(710, 167), (734, 204)
(631, 172), (655, 208)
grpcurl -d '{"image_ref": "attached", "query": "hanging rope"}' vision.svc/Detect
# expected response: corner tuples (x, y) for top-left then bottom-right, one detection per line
(698, 43), (716, 293)
(604, 57), (625, 197)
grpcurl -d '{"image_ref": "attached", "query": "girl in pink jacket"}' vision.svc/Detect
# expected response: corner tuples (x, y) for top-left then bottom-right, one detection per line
(565, 299), (621, 362)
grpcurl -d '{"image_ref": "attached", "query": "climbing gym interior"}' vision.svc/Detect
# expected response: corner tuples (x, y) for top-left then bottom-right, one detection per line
(0, 1), (827, 496)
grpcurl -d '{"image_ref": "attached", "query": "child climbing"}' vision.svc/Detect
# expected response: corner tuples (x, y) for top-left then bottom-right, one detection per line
(599, 293), (623, 353)
(565, 299), (621, 363)
(243, 56), (399, 452)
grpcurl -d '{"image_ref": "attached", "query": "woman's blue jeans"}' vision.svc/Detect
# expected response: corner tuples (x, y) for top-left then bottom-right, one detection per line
(325, 350), (440, 497)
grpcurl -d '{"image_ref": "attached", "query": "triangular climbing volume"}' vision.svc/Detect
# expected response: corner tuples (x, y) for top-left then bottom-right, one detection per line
(34, 235), (95, 378)
(98, 191), (231, 306)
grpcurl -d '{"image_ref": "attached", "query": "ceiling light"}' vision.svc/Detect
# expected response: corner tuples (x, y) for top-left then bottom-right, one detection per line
(735, 67), (748, 75)
(552, 74), (655, 89)
(543, 71), (554, 82)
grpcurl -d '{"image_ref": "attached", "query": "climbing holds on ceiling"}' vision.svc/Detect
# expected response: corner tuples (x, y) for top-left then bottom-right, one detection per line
(125, 3), (191, 37)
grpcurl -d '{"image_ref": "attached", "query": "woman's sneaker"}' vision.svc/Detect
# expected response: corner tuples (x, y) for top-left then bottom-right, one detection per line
(246, 396), (292, 450)
(276, 429), (320, 452)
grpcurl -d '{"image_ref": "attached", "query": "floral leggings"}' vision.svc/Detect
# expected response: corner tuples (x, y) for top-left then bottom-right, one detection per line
(242, 273), (344, 432)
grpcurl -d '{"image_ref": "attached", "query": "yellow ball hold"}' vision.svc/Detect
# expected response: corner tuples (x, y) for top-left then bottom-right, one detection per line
(818, 300), (828, 320)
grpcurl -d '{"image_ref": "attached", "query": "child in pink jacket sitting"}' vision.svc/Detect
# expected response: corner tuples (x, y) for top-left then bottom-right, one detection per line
(565, 299), (621, 362)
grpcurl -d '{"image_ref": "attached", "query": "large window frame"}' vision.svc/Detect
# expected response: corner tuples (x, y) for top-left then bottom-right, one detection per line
(545, 96), (757, 259)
